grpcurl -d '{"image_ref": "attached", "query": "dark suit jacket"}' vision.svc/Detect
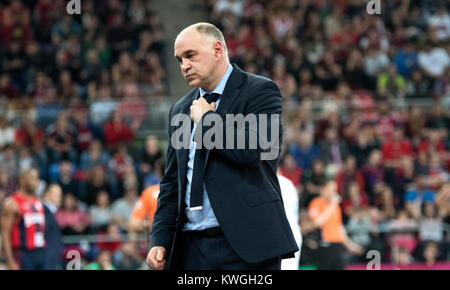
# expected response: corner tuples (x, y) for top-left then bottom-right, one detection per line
(150, 64), (298, 268)
(44, 204), (63, 269)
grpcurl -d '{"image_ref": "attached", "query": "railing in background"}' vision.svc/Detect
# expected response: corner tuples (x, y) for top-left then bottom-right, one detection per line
(3, 96), (447, 134)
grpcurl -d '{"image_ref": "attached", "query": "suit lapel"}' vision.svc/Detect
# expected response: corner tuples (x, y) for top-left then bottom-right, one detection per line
(216, 64), (246, 116)
(205, 64), (247, 166)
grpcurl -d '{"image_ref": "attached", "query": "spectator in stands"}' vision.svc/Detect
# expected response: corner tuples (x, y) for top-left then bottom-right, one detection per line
(345, 49), (370, 89)
(296, 69), (316, 99)
(279, 153), (302, 189)
(377, 64), (407, 99)
(271, 61), (297, 99)
(381, 126), (413, 170)
(80, 50), (103, 85)
(24, 41), (46, 85)
(55, 193), (90, 235)
(405, 104), (427, 140)
(405, 69), (433, 99)
(119, 164), (139, 199)
(213, 0), (244, 19)
(426, 103), (450, 132)
(424, 153), (450, 190)
(96, 222), (122, 255)
(89, 190), (113, 233)
(436, 183), (450, 224)
(14, 117), (45, 157)
(419, 202), (443, 242)
(114, 241), (143, 270)
(315, 106), (342, 142)
(84, 165), (115, 206)
(335, 155), (366, 197)
(72, 107), (103, 153)
(53, 159), (80, 200)
(0, 116), (14, 148)
(388, 210), (418, 260)
(319, 127), (349, 175)
(421, 241), (440, 267)
(427, 5), (450, 41)
(418, 129), (447, 157)
(51, 15), (81, 44)
(289, 130), (319, 171)
(57, 70), (81, 102)
(393, 41), (418, 78)
(374, 100), (403, 141)
(3, 41), (27, 91)
(109, 145), (134, 183)
(79, 139), (110, 172)
(394, 246), (413, 266)
(0, 165), (16, 197)
(111, 185), (139, 232)
(301, 159), (327, 208)
(111, 52), (139, 85)
(103, 110), (139, 150)
(17, 147), (38, 172)
(349, 124), (380, 168)
(314, 51), (342, 91)
(85, 250), (115, 270)
(139, 135), (163, 179)
(345, 208), (375, 263)
(0, 73), (19, 99)
(342, 181), (369, 222)
(0, 144), (18, 178)
(418, 41), (449, 80)
(363, 48), (390, 90)
(46, 111), (77, 164)
(374, 185), (397, 222)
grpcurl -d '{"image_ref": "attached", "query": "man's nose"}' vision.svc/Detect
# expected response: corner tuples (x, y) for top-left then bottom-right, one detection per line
(181, 59), (191, 73)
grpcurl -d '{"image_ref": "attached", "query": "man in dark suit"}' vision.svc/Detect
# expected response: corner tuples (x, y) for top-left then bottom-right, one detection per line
(43, 184), (63, 270)
(146, 23), (298, 270)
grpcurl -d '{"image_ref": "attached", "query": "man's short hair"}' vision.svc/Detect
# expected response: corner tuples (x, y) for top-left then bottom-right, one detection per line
(44, 183), (60, 196)
(191, 22), (229, 59)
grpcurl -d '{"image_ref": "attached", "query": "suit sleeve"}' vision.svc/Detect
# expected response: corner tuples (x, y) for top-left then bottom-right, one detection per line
(199, 80), (283, 167)
(149, 106), (179, 251)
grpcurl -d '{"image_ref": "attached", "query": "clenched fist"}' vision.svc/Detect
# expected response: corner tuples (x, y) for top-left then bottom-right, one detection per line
(146, 246), (167, 270)
(190, 97), (216, 123)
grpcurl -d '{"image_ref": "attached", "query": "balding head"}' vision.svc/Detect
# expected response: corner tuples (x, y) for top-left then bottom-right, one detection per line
(174, 22), (230, 91)
(44, 183), (63, 208)
(177, 23), (229, 60)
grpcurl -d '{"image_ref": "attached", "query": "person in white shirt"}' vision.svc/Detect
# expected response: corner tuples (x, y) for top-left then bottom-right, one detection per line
(418, 42), (449, 78)
(213, 0), (244, 18)
(278, 171), (302, 270)
(0, 117), (14, 148)
(428, 6), (450, 41)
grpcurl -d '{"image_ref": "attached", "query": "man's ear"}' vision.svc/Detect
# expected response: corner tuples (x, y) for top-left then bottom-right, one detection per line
(213, 41), (223, 58)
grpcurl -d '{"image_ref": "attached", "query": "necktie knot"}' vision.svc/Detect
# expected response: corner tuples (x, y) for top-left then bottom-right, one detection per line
(203, 93), (220, 104)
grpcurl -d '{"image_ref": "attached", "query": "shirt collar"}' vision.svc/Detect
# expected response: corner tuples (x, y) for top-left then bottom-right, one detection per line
(199, 64), (233, 97)
(44, 201), (58, 214)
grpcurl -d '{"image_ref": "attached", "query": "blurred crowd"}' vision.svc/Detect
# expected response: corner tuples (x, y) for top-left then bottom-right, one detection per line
(0, 0), (450, 270)
(207, 0), (450, 268)
(0, 0), (166, 269)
